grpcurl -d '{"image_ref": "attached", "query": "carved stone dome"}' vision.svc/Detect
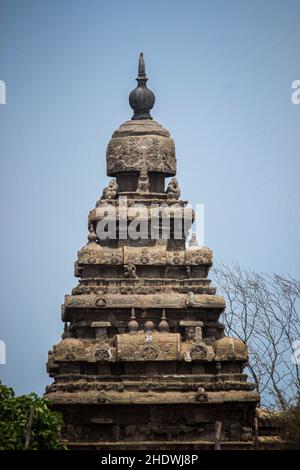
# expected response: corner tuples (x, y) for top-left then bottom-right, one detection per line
(214, 337), (248, 362)
(54, 338), (84, 360)
(106, 53), (176, 178)
(106, 119), (176, 177)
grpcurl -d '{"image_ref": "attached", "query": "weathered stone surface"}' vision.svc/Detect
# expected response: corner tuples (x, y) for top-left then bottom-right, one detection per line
(106, 120), (176, 176)
(115, 332), (181, 361)
(46, 390), (260, 406)
(46, 56), (259, 450)
(77, 245), (211, 266)
(63, 293), (226, 310)
(214, 337), (248, 362)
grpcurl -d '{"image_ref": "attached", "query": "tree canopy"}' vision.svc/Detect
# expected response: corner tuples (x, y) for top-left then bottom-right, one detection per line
(0, 382), (64, 450)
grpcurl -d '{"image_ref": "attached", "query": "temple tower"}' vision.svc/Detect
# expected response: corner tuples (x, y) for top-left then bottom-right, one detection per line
(46, 54), (259, 449)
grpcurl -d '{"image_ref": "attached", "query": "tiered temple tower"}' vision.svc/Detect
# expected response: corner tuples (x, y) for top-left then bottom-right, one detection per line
(46, 54), (259, 449)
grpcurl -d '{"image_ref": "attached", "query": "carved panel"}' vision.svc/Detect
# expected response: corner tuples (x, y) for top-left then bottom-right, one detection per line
(77, 243), (105, 265)
(124, 246), (166, 265)
(115, 332), (180, 361)
(107, 135), (176, 176)
(86, 343), (115, 362)
(102, 248), (123, 265)
(181, 341), (215, 362)
(64, 293), (226, 310)
(185, 247), (212, 266)
(166, 251), (185, 265)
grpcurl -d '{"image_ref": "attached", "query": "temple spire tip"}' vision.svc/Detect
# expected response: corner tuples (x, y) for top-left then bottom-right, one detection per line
(138, 52), (146, 76)
(129, 53), (155, 120)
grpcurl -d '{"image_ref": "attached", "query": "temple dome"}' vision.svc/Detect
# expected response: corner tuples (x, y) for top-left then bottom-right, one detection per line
(54, 338), (84, 360)
(106, 119), (176, 176)
(214, 337), (248, 361)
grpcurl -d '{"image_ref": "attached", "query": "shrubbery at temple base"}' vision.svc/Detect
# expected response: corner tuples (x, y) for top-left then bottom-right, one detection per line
(0, 382), (65, 450)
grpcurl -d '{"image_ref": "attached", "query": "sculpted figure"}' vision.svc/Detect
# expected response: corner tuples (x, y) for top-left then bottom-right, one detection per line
(124, 262), (138, 279)
(189, 233), (199, 247)
(101, 178), (118, 200)
(137, 163), (150, 194)
(166, 177), (180, 200)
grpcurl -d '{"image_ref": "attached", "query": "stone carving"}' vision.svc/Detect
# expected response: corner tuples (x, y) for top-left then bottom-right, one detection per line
(92, 343), (113, 361)
(77, 226), (103, 265)
(101, 179), (118, 200)
(137, 162), (150, 194)
(166, 250), (185, 265)
(185, 247), (212, 265)
(124, 262), (138, 279)
(64, 293), (226, 311)
(187, 342), (215, 362)
(194, 388), (208, 402)
(53, 338), (85, 361)
(181, 321), (215, 362)
(214, 337), (248, 362)
(78, 245), (213, 268)
(106, 121), (177, 176)
(101, 248), (123, 265)
(124, 246), (166, 265)
(137, 344), (159, 360)
(186, 292), (197, 307)
(179, 321), (204, 341)
(115, 331), (180, 361)
(95, 296), (108, 307)
(166, 177), (181, 200)
(189, 233), (198, 247)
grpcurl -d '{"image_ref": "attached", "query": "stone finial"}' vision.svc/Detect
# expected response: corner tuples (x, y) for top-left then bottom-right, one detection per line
(128, 308), (139, 334)
(159, 309), (169, 332)
(129, 53), (155, 120)
(87, 224), (97, 243)
(144, 320), (155, 332)
(189, 233), (199, 247)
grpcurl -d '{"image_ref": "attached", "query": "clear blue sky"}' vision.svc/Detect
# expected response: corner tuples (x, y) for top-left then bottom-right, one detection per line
(0, 0), (299, 395)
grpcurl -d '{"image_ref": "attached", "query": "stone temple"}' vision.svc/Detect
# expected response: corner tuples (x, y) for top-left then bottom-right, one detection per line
(46, 54), (259, 449)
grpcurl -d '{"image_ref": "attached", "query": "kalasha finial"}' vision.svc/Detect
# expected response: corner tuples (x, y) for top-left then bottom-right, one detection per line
(87, 223), (97, 243)
(159, 309), (169, 332)
(129, 53), (155, 120)
(128, 308), (139, 334)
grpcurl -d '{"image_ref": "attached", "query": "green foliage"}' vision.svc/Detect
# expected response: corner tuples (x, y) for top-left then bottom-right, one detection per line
(0, 382), (65, 450)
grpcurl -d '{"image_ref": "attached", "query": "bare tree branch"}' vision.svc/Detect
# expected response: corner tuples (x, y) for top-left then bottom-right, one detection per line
(213, 261), (300, 409)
